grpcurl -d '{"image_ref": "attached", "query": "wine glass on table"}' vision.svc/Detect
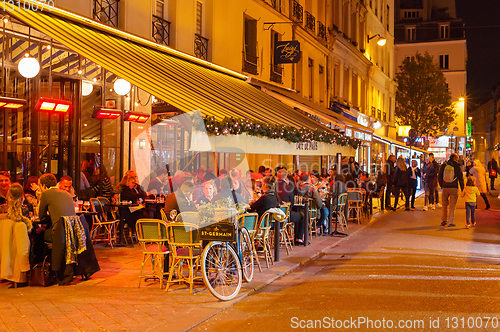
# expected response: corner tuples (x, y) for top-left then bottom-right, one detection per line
(83, 201), (90, 212)
(170, 209), (177, 221)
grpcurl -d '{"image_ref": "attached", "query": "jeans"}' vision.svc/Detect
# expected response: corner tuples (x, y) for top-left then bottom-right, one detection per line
(385, 182), (393, 208)
(394, 186), (409, 209)
(317, 206), (329, 230)
(465, 202), (476, 224)
(490, 177), (496, 190)
(435, 188), (439, 204)
(442, 188), (458, 224)
(424, 187), (435, 205)
(409, 182), (417, 207)
(480, 193), (490, 208)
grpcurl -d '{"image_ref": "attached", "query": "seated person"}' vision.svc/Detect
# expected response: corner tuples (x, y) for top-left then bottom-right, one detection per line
(212, 176), (245, 206)
(276, 170), (304, 245)
(56, 175), (76, 198)
(38, 173), (77, 243)
(297, 173), (329, 233)
(249, 177), (277, 220)
(120, 174), (148, 230)
(196, 181), (217, 205)
(24, 176), (40, 214)
(147, 167), (168, 194)
(164, 179), (197, 220)
(0, 170), (12, 206)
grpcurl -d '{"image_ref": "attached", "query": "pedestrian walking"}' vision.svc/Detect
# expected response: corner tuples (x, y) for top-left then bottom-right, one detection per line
(487, 157), (498, 190)
(469, 159), (491, 210)
(408, 160), (421, 209)
(422, 153), (439, 211)
(438, 153), (464, 227)
(384, 154), (397, 209)
(461, 176), (480, 229)
(393, 156), (410, 211)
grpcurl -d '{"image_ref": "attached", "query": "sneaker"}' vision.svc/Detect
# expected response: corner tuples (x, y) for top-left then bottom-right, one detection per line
(436, 203), (442, 208)
(431, 205), (436, 210)
(472, 222), (476, 227)
(466, 223), (470, 229)
(486, 206), (491, 210)
(411, 206), (416, 209)
(440, 221), (447, 226)
(448, 223), (456, 227)
(423, 206), (428, 211)
(405, 208), (410, 211)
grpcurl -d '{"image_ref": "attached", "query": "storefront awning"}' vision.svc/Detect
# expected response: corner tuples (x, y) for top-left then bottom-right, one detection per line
(9, 5), (333, 133)
(374, 134), (427, 154)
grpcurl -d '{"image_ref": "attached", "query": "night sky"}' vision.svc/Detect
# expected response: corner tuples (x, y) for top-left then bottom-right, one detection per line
(455, 0), (500, 108)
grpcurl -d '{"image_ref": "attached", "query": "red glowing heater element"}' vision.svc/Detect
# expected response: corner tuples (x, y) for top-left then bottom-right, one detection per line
(124, 112), (150, 123)
(36, 98), (71, 113)
(0, 97), (27, 109)
(4, 103), (24, 109)
(92, 107), (122, 120)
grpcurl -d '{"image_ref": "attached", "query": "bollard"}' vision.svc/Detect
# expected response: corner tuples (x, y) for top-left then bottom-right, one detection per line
(274, 217), (280, 262)
(304, 199), (309, 246)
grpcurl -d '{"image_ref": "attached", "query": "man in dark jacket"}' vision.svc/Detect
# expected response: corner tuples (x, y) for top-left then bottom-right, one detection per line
(422, 153), (439, 210)
(297, 174), (328, 233)
(276, 170), (304, 244)
(408, 160), (421, 209)
(384, 154), (396, 209)
(438, 153), (464, 227)
(488, 157), (498, 190)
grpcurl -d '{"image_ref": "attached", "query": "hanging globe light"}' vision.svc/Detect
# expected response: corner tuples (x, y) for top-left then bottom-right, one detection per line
(113, 78), (131, 96)
(372, 121), (383, 130)
(82, 81), (94, 96)
(18, 56), (40, 78)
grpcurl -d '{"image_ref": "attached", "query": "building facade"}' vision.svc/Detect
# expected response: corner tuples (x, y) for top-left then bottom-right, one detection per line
(393, 0), (467, 159)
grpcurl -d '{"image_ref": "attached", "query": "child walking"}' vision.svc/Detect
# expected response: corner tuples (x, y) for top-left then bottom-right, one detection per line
(461, 176), (480, 228)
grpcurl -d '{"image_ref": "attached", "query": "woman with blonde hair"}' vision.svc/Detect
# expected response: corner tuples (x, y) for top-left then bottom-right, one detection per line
(5, 183), (32, 231)
(392, 156), (410, 211)
(469, 159), (490, 210)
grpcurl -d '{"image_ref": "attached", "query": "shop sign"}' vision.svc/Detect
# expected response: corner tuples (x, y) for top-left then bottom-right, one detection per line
(296, 141), (318, 151)
(398, 125), (412, 137)
(353, 130), (372, 142)
(274, 41), (301, 64)
(345, 128), (353, 138)
(427, 136), (450, 148)
(357, 114), (370, 127)
(467, 119), (472, 137)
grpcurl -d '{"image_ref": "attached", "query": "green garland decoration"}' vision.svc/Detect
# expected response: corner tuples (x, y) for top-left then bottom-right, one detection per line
(193, 115), (362, 149)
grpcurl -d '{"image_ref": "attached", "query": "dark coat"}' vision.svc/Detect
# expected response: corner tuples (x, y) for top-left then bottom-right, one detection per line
(121, 185), (147, 203)
(249, 192), (277, 220)
(488, 159), (498, 179)
(438, 159), (465, 190)
(384, 159), (396, 184)
(422, 160), (439, 189)
(276, 179), (295, 209)
(394, 167), (409, 188)
(164, 189), (197, 216)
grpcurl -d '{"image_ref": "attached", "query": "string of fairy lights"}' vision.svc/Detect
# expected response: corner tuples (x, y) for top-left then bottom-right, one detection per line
(193, 115), (362, 149)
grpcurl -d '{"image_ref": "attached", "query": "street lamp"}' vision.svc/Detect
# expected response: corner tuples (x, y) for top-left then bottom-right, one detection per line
(367, 34), (387, 46)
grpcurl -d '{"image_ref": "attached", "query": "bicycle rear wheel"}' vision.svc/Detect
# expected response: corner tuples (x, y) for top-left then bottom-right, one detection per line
(240, 227), (254, 282)
(201, 241), (242, 301)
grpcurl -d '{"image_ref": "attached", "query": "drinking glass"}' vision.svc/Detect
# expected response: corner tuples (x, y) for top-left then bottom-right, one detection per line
(83, 201), (90, 212)
(169, 209), (177, 221)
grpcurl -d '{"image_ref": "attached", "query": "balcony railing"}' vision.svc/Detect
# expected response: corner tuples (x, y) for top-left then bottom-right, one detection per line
(292, 0), (303, 23)
(305, 11), (315, 32)
(152, 15), (171, 46)
(93, 0), (118, 27)
(270, 64), (283, 84)
(194, 34), (209, 60)
(243, 52), (258, 75)
(318, 21), (327, 42)
(270, 0), (282, 13)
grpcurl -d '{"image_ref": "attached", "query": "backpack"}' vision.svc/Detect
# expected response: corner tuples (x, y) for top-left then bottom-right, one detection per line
(443, 163), (456, 183)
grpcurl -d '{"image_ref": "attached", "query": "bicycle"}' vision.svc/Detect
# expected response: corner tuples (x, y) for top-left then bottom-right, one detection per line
(200, 213), (254, 301)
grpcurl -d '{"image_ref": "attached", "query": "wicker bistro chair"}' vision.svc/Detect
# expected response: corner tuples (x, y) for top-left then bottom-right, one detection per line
(373, 185), (386, 211)
(307, 198), (318, 238)
(237, 213), (261, 273)
(277, 202), (293, 254)
(253, 211), (274, 268)
(136, 219), (169, 289)
(89, 198), (118, 248)
(160, 208), (169, 222)
(175, 211), (201, 225)
(335, 193), (349, 231)
(347, 190), (364, 224)
(165, 222), (203, 293)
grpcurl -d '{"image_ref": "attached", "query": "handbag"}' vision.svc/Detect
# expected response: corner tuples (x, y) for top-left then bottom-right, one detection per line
(29, 255), (55, 287)
(490, 169), (497, 177)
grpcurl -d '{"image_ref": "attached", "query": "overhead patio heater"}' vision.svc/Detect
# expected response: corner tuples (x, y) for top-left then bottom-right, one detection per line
(0, 97), (27, 109)
(92, 106), (122, 120)
(35, 98), (72, 113)
(124, 112), (149, 123)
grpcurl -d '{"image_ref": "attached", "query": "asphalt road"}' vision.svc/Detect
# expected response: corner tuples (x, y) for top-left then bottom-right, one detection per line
(192, 192), (500, 331)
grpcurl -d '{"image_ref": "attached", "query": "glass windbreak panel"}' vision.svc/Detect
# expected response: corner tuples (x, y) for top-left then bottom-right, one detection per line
(81, 86), (102, 190)
(4, 106), (32, 182)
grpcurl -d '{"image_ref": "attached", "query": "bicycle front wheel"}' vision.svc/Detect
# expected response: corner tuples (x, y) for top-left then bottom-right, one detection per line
(202, 241), (242, 301)
(240, 227), (254, 282)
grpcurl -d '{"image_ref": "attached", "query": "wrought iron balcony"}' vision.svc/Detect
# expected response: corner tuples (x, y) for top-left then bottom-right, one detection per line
(152, 15), (171, 46)
(292, 0), (303, 23)
(270, 64), (283, 84)
(194, 34), (209, 60)
(243, 51), (258, 75)
(306, 11), (315, 32)
(318, 21), (327, 42)
(93, 0), (118, 27)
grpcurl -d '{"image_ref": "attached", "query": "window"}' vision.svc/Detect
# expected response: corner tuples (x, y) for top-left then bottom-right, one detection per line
(153, 0), (170, 46)
(406, 27), (416, 41)
(196, 2), (203, 35)
(319, 65), (325, 104)
(439, 54), (449, 70)
(404, 11), (419, 18)
(440, 24), (450, 39)
(93, 0), (119, 27)
(243, 18), (258, 74)
(309, 58), (314, 99)
(270, 31), (283, 84)
(405, 55), (415, 63)
(156, 0), (164, 18)
(386, 5), (390, 30)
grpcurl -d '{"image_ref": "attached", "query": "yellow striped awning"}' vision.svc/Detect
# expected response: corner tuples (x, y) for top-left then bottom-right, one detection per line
(8, 4), (335, 132)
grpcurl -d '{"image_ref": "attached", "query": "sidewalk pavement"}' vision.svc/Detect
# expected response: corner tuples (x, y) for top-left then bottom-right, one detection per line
(0, 189), (473, 332)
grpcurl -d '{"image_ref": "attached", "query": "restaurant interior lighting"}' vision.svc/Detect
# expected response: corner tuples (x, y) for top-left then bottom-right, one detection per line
(82, 82), (93, 96)
(124, 112), (150, 123)
(35, 98), (71, 113)
(18, 56), (40, 78)
(113, 79), (131, 95)
(92, 106), (122, 119)
(0, 97), (26, 109)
